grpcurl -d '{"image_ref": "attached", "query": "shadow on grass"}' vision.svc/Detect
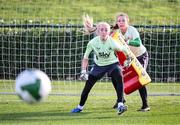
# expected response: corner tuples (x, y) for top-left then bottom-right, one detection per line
(0, 110), (115, 122)
(1, 106), (180, 123)
(1, 110), (180, 121)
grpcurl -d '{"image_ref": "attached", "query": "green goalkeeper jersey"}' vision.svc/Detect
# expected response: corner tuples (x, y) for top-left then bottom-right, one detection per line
(84, 36), (128, 66)
(121, 26), (147, 57)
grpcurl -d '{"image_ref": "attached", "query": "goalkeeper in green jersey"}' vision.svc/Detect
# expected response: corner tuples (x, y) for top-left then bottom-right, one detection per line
(71, 22), (132, 115)
(111, 12), (150, 112)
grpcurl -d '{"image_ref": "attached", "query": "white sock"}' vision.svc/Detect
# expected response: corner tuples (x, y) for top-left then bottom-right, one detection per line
(78, 105), (84, 110)
(118, 102), (124, 108)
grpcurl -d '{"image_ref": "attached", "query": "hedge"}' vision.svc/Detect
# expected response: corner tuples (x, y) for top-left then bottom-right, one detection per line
(0, 26), (180, 82)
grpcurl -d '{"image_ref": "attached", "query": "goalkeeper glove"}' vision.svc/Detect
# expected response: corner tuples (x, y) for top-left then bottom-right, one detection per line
(80, 69), (88, 81)
(124, 57), (133, 68)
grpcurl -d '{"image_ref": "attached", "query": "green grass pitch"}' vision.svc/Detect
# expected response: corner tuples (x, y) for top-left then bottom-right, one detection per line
(0, 81), (180, 125)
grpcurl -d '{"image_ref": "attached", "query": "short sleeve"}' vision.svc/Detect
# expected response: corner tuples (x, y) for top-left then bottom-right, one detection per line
(84, 41), (93, 59)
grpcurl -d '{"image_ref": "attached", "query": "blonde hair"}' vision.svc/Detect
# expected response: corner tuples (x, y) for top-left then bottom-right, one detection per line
(97, 22), (110, 32)
(115, 12), (129, 23)
(82, 14), (97, 34)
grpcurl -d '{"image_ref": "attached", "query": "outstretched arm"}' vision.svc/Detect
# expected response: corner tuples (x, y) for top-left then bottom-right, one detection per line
(80, 58), (89, 81)
(80, 40), (92, 80)
(81, 58), (88, 70)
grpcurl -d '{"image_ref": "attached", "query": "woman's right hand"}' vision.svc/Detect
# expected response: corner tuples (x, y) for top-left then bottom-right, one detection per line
(80, 69), (88, 81)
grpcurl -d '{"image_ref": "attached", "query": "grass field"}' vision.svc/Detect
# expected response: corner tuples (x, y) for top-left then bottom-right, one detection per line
(0, 0), (180, 124)
(0, 81), (180, 125)
(0, 0), (180, 24)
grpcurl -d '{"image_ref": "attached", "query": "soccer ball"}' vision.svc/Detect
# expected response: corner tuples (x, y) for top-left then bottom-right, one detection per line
(15, 69), (51, 104)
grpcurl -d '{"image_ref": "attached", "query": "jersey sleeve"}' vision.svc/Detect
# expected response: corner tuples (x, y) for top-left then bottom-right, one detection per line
(128, 38), (141, 47)
(112, 40), (129, 56)
(83, 41), (93, 59)
(128, 27), (141, 47)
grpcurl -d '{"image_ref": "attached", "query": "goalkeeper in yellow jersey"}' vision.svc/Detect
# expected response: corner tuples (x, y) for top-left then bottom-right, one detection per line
(71, 22), (132, 115)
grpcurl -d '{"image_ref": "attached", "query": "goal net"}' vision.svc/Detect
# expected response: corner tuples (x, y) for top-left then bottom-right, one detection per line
(0, 0), (180, 98)
(0, 19), (180, 97)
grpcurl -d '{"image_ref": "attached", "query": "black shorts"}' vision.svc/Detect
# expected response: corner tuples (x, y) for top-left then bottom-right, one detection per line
(137, 52), (149, 70)
(89, 62), (121, 79)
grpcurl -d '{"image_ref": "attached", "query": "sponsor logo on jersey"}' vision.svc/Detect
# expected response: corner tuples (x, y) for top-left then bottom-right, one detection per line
(98, 52), (110, 58)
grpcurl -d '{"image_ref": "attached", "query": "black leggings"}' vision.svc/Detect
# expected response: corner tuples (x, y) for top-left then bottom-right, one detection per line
(112, 52), (149, 108)
(137, 52), (149, 108)
(79, 68), (124, 106)
(139, 86), (148, 108)
(79, 74), (98, 106)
